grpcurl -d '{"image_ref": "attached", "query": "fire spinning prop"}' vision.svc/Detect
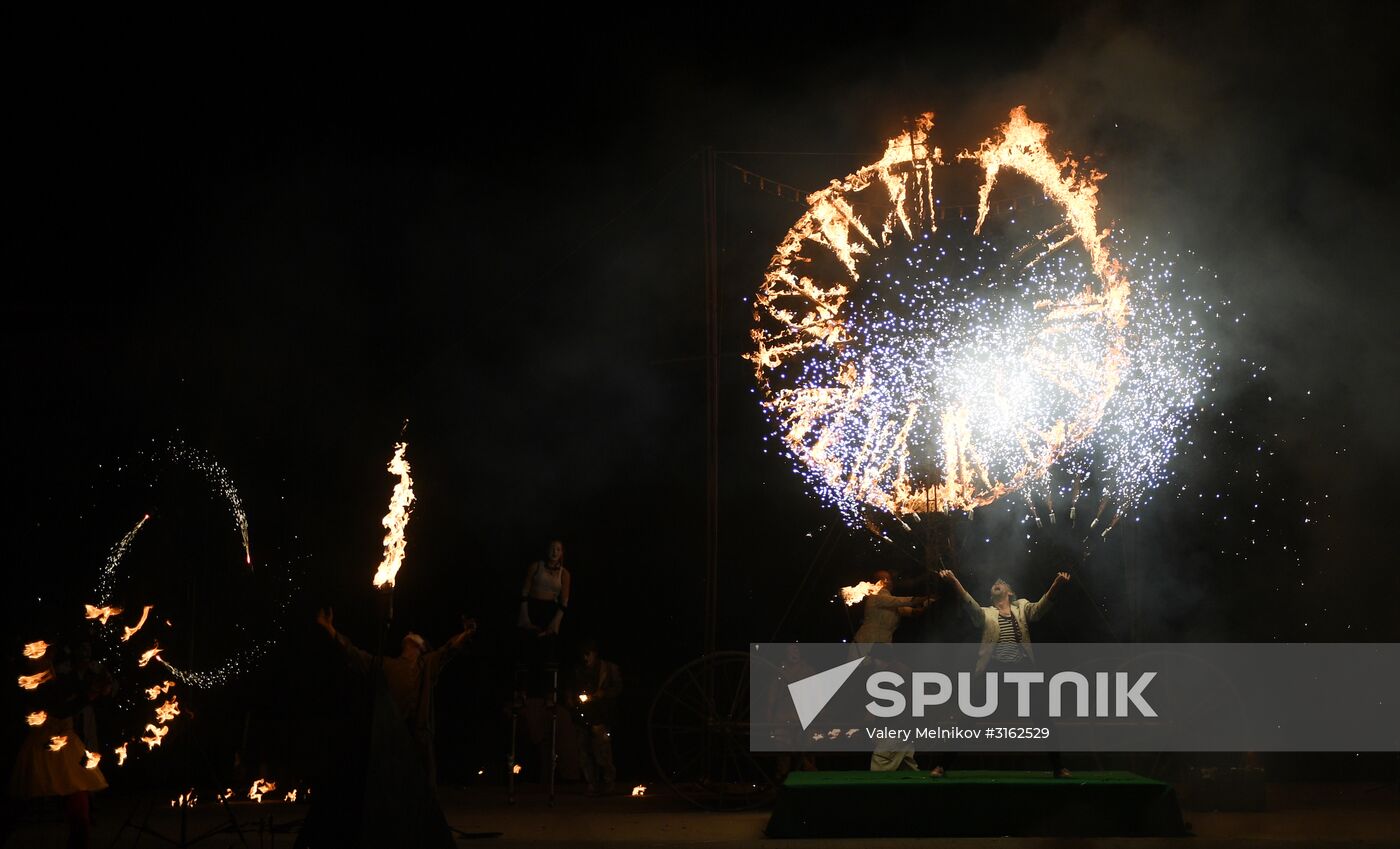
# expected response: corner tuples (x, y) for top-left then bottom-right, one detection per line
(372, 441), (415, 590)
(121, 604), (153, 642)
(48, 736), (68, 752)
(840, 579), (888, 605)
(22, 641), (48, 659)
(247, 778), (276, 803)
(18, 671), (53, 690)
(85, 751), (102, 769)
(748, 108), (1216, 533)
(26, 711), (46, 726)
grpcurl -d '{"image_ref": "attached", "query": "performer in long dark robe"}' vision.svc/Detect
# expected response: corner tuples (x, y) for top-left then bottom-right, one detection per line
(295, 609), (474, 849)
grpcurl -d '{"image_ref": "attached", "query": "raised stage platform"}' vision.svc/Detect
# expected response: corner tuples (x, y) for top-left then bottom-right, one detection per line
(766, 770), (1188, 838)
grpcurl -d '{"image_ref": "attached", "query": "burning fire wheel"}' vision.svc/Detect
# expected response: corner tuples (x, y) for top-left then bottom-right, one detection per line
(647, 651), (774, 810)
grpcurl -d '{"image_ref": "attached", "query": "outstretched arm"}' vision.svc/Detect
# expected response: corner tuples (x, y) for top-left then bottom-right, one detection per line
(427, 615), (477, 674)
(1025, 571), (1070, 622)
(938, 570), (983, 621)
(317, 607), (373, 673)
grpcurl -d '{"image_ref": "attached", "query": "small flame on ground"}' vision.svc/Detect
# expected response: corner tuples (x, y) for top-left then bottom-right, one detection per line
(372, 442), (415, 589)
(49, 736), (68, 752)
(18, 670), (53, 690)
(85, 751), (101, 769)
(840, 579), (887, 606)
(631, 785), (647, 797)
(248, 778), (276, 803)
(26, 711), (46, 726)
(122, 605), (154, 642)
(171, 789), (197, 808)
(84, 604), (123, 625)
(22, 641), (49, 659)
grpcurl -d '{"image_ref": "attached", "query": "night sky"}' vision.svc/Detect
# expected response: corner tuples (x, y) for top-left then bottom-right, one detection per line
(6, 3), (1399, 783)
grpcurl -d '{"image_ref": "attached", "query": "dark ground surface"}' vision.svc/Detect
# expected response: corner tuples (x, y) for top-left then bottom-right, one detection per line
(4, 779), (1398, 848)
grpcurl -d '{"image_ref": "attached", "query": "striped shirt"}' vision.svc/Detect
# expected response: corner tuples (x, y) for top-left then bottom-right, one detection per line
(993, 613), (1026, 662)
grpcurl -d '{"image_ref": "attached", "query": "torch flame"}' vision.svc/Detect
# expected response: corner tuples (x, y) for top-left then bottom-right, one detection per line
(840, 579), (887, 605)
(22, 640), (49, 659)
(154, 697), (180, 724)
(26, 711), (47, 726)
(114, 743), (128, 765)
(577, 693), (590, 704)
(511, 764), (522, 775)
(284, 789), (298, 802)
(18, 670), (53, 690)
(172, 789), (197, 807)
(121, 605), (154, 642)
(631, 785), (647, 797)
(85, 751), (102, 769)
(49, 735), (68, 752)
(138, 643), (162, 668)
(141, 723), (168, 750)
(372, 442), (415, 589)
(84, 604), (123, 625)
(146, 680), (176, 700)
(248, 778), (276, 803)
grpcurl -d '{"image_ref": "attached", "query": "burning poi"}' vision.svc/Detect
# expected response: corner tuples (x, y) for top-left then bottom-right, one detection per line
(748, 108), (1213, 530)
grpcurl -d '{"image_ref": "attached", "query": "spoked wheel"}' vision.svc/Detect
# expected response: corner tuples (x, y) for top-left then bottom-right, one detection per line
(648, 651), (775, 810)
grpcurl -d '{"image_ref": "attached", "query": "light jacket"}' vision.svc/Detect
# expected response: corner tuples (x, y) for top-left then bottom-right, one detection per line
(952, 585), (1054, 673)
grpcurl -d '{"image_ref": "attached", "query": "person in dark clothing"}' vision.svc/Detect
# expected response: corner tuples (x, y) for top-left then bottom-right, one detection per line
(315, 608), (475, 789)
(569, 640), (621, 795)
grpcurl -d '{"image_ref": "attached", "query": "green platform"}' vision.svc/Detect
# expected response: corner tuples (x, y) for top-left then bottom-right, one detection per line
(766, 770), (1187, 838)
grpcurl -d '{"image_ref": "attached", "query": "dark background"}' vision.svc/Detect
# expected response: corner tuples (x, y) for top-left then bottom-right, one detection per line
(5, 2), (1398, 789)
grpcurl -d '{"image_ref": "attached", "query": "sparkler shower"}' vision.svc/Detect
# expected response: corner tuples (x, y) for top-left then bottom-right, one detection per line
(749, 108), (1219, 531)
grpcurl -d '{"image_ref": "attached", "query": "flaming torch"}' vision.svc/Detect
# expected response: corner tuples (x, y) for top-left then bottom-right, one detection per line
(372, 440), (415, 591)
(146, 680), (175, 700)
(22, 641), (49, 659)
(840, 579), (888, 606)
(114, 743), (128, 766)
(140, 723), (168, 750)
(137, 643), (162, 668)
(85, 751), (102, 769)
(49, 736), (68, 752)
(154, 697), (180, 724)
(121, 605), (153, 642)
(248, 778), (276, 803)
(18, 670), (53, 690)
(84, 605), (122, 625)
(26, 711), (46, 726)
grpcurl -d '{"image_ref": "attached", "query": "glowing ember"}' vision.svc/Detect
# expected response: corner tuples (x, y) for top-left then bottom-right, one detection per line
(121, 605), (154, 642)
(577, 693), (590, 704)
(146, 680), (176, 700)
(18, 670), (53, 690)
(512, 764), (522, 775)
(154, 697), (180, 724)
(22, 641), (49, 659)
(631, 785), (647, 797)
(284, 789), (298, 802)
(114, 743), (128, 766)
(49, 735), (68, 752)
(747, 107), (1211, 524)
(372, 441), (415, 589)
(85, 604), (123, 625)
(248, 778), (276, 803)
(26, 711), (46, 726)
(840, 579), (887, 605)
(141, 723), (168, 750)
(85, 751), (102, 769)
(138, 643), (163, 668)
